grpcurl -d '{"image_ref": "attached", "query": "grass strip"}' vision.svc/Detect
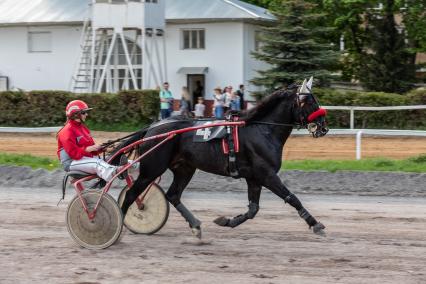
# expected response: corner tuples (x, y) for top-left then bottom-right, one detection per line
(0, 153), (60, 171)
(282, 155), (426, 173)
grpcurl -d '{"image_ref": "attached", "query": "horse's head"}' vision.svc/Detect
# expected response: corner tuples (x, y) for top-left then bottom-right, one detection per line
(294, 77), (329, 138)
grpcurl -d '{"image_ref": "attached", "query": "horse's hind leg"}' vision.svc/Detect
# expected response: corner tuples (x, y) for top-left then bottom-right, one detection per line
(214, 178), (261, 228)
(262, 174), (325, 235)
(165, 165), (202, 238)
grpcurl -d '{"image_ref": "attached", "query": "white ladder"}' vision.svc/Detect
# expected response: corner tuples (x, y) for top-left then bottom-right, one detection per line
(70, 19), (100, 93)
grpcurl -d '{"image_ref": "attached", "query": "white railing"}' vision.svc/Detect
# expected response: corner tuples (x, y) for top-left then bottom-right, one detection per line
(292, 128), (426, 160)
(2, 126), (426, 160)
(323, 105), (426, 129)
(0, 127), (61, 133)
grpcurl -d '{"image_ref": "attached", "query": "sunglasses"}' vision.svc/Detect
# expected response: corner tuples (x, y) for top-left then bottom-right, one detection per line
(80, 111), (89, 115)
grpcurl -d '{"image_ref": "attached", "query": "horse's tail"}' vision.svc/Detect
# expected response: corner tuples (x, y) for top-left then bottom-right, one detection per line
(108, 126), (150, 165)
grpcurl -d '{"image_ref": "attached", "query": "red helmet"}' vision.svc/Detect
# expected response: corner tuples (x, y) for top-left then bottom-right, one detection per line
(65, 100), (92, 118)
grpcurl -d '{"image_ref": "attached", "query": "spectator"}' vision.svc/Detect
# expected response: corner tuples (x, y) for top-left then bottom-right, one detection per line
(236, 84), (245, 110)
(159, 82), (173, 119)
(213, 87), (225, 119)
(193, 80), (204, 99)
(230, 91), (241, 111)
(179, 86), (192, 117)
(223, 86), (233, 113)
(194, 97), (206, 118)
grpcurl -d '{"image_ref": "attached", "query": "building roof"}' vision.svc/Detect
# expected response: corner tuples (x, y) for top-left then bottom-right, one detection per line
(167, 0), (275, 22)
(0, 0), (275, 26)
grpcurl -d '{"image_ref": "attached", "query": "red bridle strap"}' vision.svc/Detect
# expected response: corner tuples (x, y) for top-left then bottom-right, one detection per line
(307, 108), (327, 122)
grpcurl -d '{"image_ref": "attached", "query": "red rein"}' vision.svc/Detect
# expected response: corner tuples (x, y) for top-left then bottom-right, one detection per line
(307, 108), (327, 122)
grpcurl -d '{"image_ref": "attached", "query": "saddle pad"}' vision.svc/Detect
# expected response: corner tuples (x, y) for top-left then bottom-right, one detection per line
(193, 121), (227, 142)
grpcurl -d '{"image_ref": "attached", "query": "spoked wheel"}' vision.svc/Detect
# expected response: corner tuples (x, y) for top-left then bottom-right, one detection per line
(66, 190), (123, 250)
(118, 183), (169, 234)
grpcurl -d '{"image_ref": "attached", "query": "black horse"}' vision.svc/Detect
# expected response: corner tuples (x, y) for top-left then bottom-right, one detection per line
(113, 84), (328, 238)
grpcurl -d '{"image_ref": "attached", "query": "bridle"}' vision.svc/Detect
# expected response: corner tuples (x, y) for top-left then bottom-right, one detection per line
(295, 90), (329, 137)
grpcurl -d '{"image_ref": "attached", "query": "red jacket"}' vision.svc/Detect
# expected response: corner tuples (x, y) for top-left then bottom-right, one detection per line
(57, 120), (100, 160)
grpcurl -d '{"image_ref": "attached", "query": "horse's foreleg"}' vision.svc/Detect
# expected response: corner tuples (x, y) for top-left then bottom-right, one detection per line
(166, 166), (202, 238)
(214, 178), (261, 228)
(263, 174), (325, 235)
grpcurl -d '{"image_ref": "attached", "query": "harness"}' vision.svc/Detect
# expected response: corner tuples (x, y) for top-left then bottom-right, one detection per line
(222, 114), (241, 178)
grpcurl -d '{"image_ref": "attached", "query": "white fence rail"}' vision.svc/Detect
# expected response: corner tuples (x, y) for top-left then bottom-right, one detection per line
(1, 126), (426, 160)
(323, 105), (426, 129)
(0, 127), (61, 133)
(292, 128), (426, 160)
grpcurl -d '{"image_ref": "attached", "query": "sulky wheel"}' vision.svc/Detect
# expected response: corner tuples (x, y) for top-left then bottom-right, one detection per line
(118, 183), (169, 235)
(66, 190), (123, 250)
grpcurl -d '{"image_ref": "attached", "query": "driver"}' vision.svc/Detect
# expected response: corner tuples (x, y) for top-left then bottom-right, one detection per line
(56, 100), (127, 181)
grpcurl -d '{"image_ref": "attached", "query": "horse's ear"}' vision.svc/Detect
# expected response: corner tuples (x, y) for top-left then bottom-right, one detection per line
(299, 79), (308, 94)
(306, 76), (313, 92)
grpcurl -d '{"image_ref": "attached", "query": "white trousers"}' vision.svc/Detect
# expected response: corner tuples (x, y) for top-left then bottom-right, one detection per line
(69, 157), (117, 181)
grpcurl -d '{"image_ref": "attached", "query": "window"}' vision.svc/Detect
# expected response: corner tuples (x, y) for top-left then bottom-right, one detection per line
(182, 29), (205, 49)
(97, 36), (143, 91)
(28, 32), (52, 53)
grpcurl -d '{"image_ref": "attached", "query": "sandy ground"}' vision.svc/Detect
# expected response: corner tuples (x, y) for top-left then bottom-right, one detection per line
(0, 185), (425, 284)
(1, 132), (426, 160)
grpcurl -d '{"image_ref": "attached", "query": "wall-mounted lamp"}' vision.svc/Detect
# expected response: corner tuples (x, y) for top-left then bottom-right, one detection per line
(145, 28), (153, 37)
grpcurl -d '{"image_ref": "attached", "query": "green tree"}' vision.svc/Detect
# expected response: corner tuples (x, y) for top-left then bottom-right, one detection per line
(324, 0), (422, 92)
(400, 0), (426, 55)
(361, 0), (416, 92)
(243, 0), (274, 8)
(251, 0), (338, 96)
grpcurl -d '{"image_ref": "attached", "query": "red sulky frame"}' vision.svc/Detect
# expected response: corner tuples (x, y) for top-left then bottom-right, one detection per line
(69, 121), (246, 220)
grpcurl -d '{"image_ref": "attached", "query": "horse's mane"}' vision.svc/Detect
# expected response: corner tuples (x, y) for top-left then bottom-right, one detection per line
(239, 87), (297, 122)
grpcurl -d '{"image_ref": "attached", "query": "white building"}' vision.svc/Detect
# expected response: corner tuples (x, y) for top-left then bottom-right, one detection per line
(0, 0), (273, 106)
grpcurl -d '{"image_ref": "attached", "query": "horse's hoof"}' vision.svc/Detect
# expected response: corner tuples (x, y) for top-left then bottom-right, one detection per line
(313, 222), (326, 236)
(191, 226), (202, 239)
(213, 216), (229, 227)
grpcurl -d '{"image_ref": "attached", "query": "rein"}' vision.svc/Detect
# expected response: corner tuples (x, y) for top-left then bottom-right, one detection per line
(100, 128), (147, 149)
(248, 121), (302, 128)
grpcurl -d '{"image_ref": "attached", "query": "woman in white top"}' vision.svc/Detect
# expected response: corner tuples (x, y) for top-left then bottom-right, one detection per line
(223, 86), (233, 113)
(213, 87), (225, 119)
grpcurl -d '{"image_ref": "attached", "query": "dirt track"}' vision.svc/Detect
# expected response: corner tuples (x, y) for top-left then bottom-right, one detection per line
(1, 132), (426, 160)
(0, 187), (425, 284)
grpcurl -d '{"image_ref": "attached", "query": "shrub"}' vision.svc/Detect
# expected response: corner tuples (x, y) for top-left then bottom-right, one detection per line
(0, 90), (159, 129)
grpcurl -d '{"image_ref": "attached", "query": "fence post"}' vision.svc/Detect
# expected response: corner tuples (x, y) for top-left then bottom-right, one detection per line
(350, 108), (355, 129)
(356, 130), (363, 160)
